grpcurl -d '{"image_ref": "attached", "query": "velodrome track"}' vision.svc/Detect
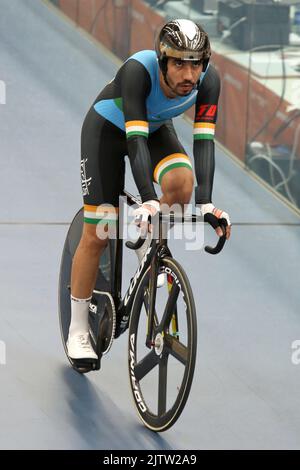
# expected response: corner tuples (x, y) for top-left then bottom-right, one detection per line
(0, 0), (299, 450)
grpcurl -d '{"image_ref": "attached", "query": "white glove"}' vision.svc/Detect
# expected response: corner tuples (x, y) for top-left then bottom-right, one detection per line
(200, 203), (231, 226)
(133, 200), (160, 229)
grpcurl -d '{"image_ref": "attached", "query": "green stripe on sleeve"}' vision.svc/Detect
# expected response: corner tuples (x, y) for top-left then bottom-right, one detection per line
(194, 134), (214, 140)
(126, 131), (149, 139)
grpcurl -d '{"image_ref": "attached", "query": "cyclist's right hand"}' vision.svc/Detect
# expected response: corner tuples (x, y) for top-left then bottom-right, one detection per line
(133, 200), (160, 235)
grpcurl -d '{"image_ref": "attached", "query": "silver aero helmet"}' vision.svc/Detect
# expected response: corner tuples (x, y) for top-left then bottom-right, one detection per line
(155, 19), (211, 78)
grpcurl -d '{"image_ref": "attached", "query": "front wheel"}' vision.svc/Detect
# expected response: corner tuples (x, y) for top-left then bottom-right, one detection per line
(128, 256), (197, 432)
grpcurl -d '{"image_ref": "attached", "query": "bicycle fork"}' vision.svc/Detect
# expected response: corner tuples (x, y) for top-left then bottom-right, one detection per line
(145, 217), (173, 348)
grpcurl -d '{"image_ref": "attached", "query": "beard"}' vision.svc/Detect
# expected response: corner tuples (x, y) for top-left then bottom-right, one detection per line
(166, 75), (196, 96)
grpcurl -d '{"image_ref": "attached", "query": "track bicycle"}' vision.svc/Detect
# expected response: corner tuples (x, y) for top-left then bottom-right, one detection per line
(58, 190), (227, 431)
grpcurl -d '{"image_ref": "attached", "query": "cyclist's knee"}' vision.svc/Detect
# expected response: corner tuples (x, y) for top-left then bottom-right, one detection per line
(180, 176), (194, 204)
(80, 223), (109, 252)
(162, 169), (194, 206)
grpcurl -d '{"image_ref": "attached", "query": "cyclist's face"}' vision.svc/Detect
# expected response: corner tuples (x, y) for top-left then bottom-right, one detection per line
(165, 58), (203, 96)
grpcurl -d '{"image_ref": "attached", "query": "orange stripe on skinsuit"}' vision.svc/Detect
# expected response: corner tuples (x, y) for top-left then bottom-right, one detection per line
(194, 123), (215, 129)
(153, 153), (190, 182)
(125, 120), (148, 128)
(84, 205), (119, 213)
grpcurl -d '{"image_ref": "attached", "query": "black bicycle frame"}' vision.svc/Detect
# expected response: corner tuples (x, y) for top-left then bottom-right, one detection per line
(112, 191), (170, 341)
(111, 189), (227, 340)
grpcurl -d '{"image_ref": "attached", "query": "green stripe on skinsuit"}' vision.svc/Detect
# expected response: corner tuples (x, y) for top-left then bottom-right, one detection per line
(126, 131), (149, 138)
(114, 97), (123, 111)
(158, 162), (193, 185)
(84, 218), (117, 225)
(194, 134), (214, 140)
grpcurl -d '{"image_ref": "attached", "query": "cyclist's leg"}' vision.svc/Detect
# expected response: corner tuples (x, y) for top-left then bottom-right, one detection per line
(148, 121), (194, 213)
(72, 109), (125, 298)
(68, 109), (125, 358)
(71, 223), (109, 299)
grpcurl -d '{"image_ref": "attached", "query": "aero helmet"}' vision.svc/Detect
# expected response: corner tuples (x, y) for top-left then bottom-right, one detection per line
(155, 19), (211, 79)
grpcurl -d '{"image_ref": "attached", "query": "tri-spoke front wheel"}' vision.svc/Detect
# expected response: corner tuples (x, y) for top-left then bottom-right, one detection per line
(128, 257), (197, 432)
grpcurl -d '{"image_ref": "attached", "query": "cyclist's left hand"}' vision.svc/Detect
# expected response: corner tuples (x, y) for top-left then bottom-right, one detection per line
(200, 203), (231, 240)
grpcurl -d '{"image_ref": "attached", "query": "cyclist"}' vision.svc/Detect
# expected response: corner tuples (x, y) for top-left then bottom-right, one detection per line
(67, 19), (231, 360)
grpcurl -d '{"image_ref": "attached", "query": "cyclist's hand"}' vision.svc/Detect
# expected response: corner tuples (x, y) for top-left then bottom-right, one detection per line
(200, 203), (231, 240)
(133, 200), (160, 236)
